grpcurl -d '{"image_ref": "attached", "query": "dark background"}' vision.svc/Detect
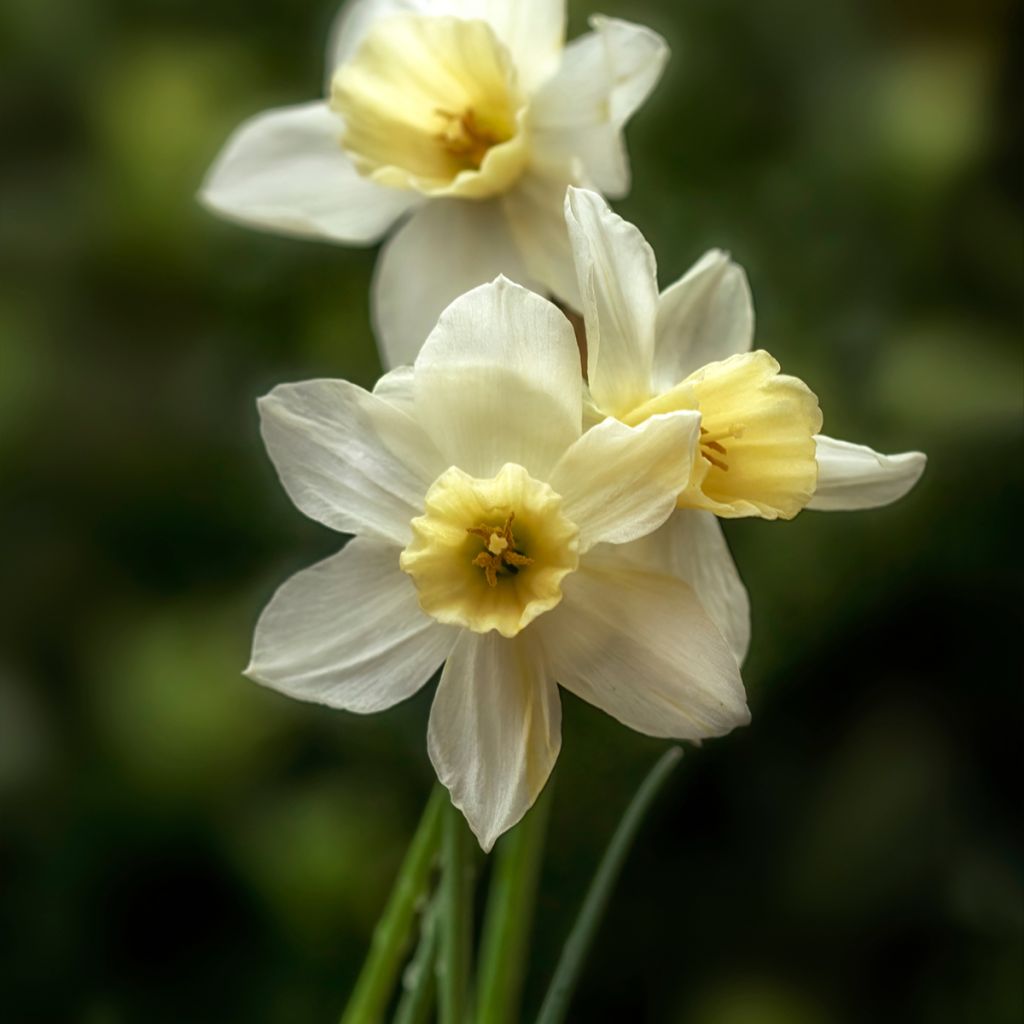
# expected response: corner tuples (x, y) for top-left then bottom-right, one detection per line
(2, 0), (1021, 1020)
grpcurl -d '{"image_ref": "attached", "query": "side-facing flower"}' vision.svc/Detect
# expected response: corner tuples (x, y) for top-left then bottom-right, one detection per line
(200, 0), (667, 367)
(247, 278), (749, 850)
(564, 186), (927, 520)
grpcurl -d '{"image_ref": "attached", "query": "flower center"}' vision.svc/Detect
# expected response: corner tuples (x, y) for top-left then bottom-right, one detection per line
(331, 14), (529, 199)
(621, 351), (823, 520)
(466, 511), (534, 586)
(400, 464), (579, 638)
(436, 108), (502, 169)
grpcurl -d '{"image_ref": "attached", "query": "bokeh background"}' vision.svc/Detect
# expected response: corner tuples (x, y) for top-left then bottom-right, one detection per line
(2, 0), (1021, 1020)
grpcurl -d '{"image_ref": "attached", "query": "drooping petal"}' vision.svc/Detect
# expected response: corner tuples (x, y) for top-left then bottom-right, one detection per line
(808, 435), (927, 511)
(199, 102), (420, 243)
(538, 562), (749, 740)
(652, 250), (754, 391)
(550, 412), (701, 553)
(502, 161), (582, 307)
(608, 511), (751, 666)
(565, 187), (658, 419)
(258, 378), (444, 546)
(372, 198), (537, 368)
(413, 277), (583, 478)
(428, 630), (561, 850)
(247, 538), (457, 712)
(531, 17), (669, 197)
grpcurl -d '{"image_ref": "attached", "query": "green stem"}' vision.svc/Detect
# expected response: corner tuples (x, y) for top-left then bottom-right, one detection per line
(534, 747), (684, 1024)
(438, 797), (474, 1024)
(476, 782), (555, 1024)
(339, 785), (446, 1024)
(393, 896), (440, 1024)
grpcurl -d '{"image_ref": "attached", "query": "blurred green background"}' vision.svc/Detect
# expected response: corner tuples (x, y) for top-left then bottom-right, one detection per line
(1, 0), (1021, 1020)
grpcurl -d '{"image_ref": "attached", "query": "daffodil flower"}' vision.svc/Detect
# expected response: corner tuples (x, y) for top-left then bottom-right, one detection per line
(564, 186), (927, 520)
(200, 0), (667, 366)
(247, 277), (749, 850)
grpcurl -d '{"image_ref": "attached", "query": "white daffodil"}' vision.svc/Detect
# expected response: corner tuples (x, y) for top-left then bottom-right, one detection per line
(200, 0), (667, 367)
(247, 277), (749, 850)
(564, 186), (927, 521)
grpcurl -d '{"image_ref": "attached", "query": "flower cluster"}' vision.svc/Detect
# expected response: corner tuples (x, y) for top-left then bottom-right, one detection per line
(203, 0), (925, 849)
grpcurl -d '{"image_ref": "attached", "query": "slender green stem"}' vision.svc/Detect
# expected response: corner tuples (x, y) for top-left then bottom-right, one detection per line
(438, 797), (474, 1024)
(476, 781), (555, 1024)
(534, 747), (684, 1024)
(393, 896), (440, 1024)
(339, 785), (446, 1024)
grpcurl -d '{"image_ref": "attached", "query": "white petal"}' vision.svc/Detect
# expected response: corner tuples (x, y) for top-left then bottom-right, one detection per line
(372, 364), (416, 414)
(372, 198), (537, 368)
(248, 538), (457, 712)
(428, 630), (561, 851)
(531, 17), (669, 197)
(808, 435), (927, 511)
(550, 412), (701, 553)
(502, 164), (582, 308)
(565, 187), (658, 418)
(652, 250), (755, 391)
(200, 102), (419, 243)
(413, 277), (583, 479)
(258, 378), (444, 546)
(608, 511), (751, 666)
(538, 562), (749, 740)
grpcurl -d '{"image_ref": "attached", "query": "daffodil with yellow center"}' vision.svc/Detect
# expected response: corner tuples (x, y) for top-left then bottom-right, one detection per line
(332, 14), (529, 200)
(201, 0), (669, 366)
(565, 187), (926, 521)
(247, 278), (749, 851)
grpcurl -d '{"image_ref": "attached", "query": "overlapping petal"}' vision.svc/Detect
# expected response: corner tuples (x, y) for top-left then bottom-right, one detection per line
(199, 102), (420, 243)
(428, 630), (561, 850)
(609, 511), (751, 665)
(565, 187), (658, 418)
(258, 378), (444, 545)
(808, 435), (927, 511)
(412, 277), (583, 478)
(248, 538), (457, 711)
(373, 199), (537, 368)
(550, 413), (701, 553)
(653, 250), (754, 390)
(538, 562), (749, 740)
(532, 17), (669, 197)
(502, 161), (583, 307)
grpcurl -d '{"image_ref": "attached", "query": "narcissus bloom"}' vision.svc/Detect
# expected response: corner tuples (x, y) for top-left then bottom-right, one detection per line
(564, 187), (927, 519)
(247, 278), (750, 849)
(201, 0), (667, 367)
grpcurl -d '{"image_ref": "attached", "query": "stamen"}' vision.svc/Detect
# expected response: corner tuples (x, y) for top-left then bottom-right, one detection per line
(467, 512), (533, 587)
(699, 423), (744, 473)
(435, 108), (499, 168)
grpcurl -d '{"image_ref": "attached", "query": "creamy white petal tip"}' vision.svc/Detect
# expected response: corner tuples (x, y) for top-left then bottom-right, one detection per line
(809, 435), (927, 511)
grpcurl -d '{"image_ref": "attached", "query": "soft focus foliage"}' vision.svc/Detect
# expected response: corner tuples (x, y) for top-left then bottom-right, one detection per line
(0, 0), (1020, 1021)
